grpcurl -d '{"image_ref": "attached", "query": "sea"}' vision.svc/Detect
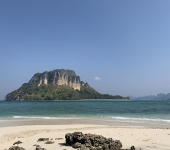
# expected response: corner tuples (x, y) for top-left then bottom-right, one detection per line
(0, 100), (170, 127)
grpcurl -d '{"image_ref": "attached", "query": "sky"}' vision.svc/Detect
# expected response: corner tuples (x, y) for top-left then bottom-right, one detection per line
(0, 0), (170, 99)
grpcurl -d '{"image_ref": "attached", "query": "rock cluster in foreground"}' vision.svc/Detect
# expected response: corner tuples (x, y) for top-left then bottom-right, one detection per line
(65, 132), (135, 150)
(6, 132), (136, 150)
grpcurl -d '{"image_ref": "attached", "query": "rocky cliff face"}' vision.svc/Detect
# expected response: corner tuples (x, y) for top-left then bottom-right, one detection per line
(29, 69), (81, 90)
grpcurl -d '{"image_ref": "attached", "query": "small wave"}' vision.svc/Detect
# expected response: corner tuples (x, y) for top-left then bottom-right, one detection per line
(13, 116), (83, 119)
(109, 116), (170, 123)
(12, 116), (170, 123)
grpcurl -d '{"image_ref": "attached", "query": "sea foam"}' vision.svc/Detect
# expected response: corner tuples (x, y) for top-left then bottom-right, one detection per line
(13, 116), (82, 119)
(12, 116), (170, 123)
(109, 116), (170, 123)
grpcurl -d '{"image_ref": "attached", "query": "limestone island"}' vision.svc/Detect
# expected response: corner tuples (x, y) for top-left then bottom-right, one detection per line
(5, 69), (129, 100)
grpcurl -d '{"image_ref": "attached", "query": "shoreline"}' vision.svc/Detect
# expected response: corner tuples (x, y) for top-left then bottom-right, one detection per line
(0, 124), (170, 150)
(2, 99), (130, 102)
(0, 118), (170, 128)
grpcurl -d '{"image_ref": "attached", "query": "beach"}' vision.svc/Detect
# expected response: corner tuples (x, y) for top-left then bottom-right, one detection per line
(0, 124), (170, 150)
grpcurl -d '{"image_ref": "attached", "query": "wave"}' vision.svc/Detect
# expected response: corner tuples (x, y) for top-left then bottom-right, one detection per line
(108, 116), (170, 123)
(13, 116), (83, 119)
(12, 116), (170, 123)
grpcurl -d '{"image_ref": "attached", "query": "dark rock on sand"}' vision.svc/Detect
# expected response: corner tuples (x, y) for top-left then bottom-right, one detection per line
(55, 138), (63, 140)
(130, 146), (135, 150)
(44, 141), (54, 144)
(34, 142), (47, 150)
(13, 141), (22, 145)
(65, 132), (122, 150)
(8, 146), (25, 150)
(37, 138), (49, 142)
(35, 145), (46, 150)
(33, 144), (40, 147)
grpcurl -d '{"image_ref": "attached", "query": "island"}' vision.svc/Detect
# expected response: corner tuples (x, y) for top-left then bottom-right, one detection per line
(5, 69), (129, 100)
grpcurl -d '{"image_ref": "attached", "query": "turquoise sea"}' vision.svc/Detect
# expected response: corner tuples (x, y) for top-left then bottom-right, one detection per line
(0, 100), (170, 127)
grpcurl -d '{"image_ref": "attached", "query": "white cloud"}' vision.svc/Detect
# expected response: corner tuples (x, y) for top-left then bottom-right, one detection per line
(94, 77), (101, 81)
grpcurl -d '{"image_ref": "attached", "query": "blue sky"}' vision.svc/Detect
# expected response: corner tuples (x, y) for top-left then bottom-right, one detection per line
(1, 0), (170, 99)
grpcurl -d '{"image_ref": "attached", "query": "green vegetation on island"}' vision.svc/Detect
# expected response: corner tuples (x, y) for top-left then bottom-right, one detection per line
(5, 84), (129, 100)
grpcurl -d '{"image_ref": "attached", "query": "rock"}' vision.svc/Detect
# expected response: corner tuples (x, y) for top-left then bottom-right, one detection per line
(29, 69), (81, 90)
(65, 133), (73, 144)
(8, 146), (25, 150)
(35, 141), (47, 150)
(35, 148), (46, 150)
(72, 142), (82, 148)
(33, 144), (40, 147)
(37, 138), (49, 142)
(65, 132), (123, 150)
(55, 138), (63, 140)
(44, 141), (54, 144)
(35, 146), (46, 150)
(130, 146), (135, 150)
(13, 141), (22, 145)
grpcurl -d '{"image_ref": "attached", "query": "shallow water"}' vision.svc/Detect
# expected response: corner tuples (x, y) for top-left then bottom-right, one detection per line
(0, 100), (170, 127)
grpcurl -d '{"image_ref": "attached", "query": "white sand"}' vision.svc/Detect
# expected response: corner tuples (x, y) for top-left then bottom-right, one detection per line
(0, 125), (170, 150)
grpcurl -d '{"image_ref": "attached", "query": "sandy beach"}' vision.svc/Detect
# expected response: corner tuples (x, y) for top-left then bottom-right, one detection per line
(0, 124), (170, 150)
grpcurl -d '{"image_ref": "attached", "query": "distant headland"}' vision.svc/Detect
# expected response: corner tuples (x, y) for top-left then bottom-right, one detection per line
(130, 93), (170, 100)
(5, 69), (129, 101)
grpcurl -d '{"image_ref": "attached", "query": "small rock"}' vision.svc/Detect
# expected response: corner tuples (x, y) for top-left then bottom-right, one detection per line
(35, 146), (46, 150)
(33, 144), (40, 147)
(130, 146), (135, 150)
(8, 146), (25, 150)
(55, 138), (63, 140)
(13, 141), (22, 145)
(44, 141), (54, 144)
(34, 144), (46, 150)
(37, 138), (49, 142)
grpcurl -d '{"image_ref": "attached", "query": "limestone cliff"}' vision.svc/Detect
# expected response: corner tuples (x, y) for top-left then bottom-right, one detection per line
(29, 69), (81, 90)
